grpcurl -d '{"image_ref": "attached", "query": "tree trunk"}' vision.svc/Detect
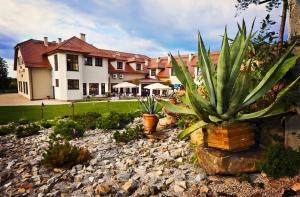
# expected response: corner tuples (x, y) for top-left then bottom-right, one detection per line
(278, 0), (288, 54)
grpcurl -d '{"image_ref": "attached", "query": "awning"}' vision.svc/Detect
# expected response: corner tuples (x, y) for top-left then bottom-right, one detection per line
(113, 82), (138, 88)
(144, 83), (171, 90)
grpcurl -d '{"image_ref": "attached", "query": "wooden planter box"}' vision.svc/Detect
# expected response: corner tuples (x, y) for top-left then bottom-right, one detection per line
(207, 122), (255, 151)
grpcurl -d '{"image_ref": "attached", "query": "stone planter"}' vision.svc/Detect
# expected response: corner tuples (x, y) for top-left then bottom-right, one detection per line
(195, 145), (265, 175)
(143, 114), (158, 134)
(207, 122), (255, 151)
(190, 128), (205, 146)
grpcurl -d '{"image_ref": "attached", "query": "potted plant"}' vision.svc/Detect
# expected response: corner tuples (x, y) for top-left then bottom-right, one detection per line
(168, 92), (177, 104)
(139, 96), (162, 134)
(158, 21), (300, 151)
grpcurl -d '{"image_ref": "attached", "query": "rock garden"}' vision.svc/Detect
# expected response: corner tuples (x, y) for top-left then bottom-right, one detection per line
(1, 21), (300, 196)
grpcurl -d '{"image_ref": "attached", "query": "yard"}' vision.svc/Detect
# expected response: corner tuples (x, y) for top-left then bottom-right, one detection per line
(0, 101), (140, 124)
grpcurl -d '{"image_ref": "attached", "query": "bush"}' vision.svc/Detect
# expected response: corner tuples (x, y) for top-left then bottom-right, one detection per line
(16, 123), (40, 138)
(0, 123), (16, 136)
(113, 125), (145, 143)
(42, 141), (90, 168)
(96, 111), (138, 130)
(18, 118), (29, 125)
(51, 119), (84, 140)
(74, 112), (101, 130)
(39, 119), (53, 129)
(177, 114), (198, 129)
(257, 142), (300, 178)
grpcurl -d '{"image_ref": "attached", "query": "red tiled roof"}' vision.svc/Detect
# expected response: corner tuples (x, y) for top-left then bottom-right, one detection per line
(14, 39), (56, 70)
(45, 36), (111, 58)
(149, 52), (220, 79)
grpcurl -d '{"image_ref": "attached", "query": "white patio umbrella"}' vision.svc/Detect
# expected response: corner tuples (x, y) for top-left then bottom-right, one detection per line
(113, 82), (138, 95)
(144, 83), (171, 96)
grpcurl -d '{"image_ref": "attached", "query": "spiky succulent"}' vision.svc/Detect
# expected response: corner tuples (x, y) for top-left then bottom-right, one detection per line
(158, 21), (300, 139)
(139, 96), (162, 114)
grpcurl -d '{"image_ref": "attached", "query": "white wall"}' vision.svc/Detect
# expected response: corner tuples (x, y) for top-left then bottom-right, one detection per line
(31, 68), (52, 99)
(49, 53), (109, 100)
(16, 50), (32, 99)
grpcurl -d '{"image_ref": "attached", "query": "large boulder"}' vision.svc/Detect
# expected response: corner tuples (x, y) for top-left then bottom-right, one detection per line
(195, 145), (265, 175)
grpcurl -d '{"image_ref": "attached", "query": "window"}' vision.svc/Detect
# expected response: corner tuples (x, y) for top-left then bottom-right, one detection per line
(54, 55), (58, 71)
(89, 83), (99, 95)
(84, 56), (92, 66)
(117, 61), (123, 69)
(95, 57), (103, 67)
(83, 83), (87, 95)
(19, 81), (22, 92)
(151, 69), (156, 76)
(112, 74), (118, 79)
(67, 54), (79, 71)
(55, 79), (59, 87)
(119, 74), (124, 79)
(25, 82), (28, 94)
(68, 79), (79, 90)
(171, 68), (175, 76)
(136, 63), (141, 71)
(101, 83), (105, 95)
(23, 82), (26, 94)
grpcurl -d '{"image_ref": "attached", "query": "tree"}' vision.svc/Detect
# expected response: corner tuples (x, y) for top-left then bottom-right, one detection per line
(0, 57), (9, 93)
(235, 0), (288, 54)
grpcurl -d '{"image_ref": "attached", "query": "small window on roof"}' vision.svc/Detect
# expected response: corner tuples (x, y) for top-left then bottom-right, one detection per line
(117, 61), (123, 69)
(136, 63), (141, 71)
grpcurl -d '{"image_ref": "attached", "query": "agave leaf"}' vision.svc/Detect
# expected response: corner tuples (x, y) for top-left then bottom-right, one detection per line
(178, 120), (208, 140)
(230, 31), (241, 65)
(237, 75), (300, 120)
(157, 100), (196, 115)
(178, 55), (196, 91)
(227, 24), (253, 93)
(216, 27), (231, 114)
(243, 45), (299, 106)
(209, 115), (222, 122)
(198, 33), (217, 107)
(186, 87), (212, 122)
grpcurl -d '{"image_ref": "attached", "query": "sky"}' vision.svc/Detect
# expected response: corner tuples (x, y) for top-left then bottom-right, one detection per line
(0, 0), (286, 77)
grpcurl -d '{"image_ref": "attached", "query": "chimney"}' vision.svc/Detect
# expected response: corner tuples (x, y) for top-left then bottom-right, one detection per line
(156, 57), (161, 63)
(188, 53), (194, 62)
(167, 54), (171, 63)
(43, 37), (48, 47)
(80, 33), (86, 41)
(58, 38), (62, 43)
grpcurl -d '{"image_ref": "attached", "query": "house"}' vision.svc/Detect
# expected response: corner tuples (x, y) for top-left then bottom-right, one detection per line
(14, 33), (220, 100)
(148, 52), (219, 89)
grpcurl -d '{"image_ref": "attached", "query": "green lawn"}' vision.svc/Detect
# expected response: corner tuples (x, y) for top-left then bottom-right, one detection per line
(0, 101), (140, 124)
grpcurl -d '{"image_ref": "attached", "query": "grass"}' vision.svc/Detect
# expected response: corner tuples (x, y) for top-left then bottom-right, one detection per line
(0, 101), (140, 124)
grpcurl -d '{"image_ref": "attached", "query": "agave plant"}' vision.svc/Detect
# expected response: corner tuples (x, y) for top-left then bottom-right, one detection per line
(139, 96), (162, 114)
(158, 21), (300, 140)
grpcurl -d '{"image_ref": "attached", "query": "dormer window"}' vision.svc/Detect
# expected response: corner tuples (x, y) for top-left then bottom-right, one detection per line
(151, 69), (156, 76)
(84, 56), (92, 66)
(117, 61), (123, 69)
(136, 63), (141, 71)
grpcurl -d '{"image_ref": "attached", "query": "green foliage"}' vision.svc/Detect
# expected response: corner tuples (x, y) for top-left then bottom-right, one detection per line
(42, 140), (90, 168)
(139, 96), (162, 114)
(16, 123), (40, 138)
(74, 112), (102, 130)
(257, 142), (300, 178)
(50, 119), (84, 140)
(177, 114), (198, 129)
(18, 118), (29, 125)
(158, 21), (300, 140)
(0, 123), (16, 136)
(238, 173), (251, 183)
(0, 57), (8, 93)
(39, 119), (53, 129)
(96, 111), (138, 130)
(113, 125), (145, 143)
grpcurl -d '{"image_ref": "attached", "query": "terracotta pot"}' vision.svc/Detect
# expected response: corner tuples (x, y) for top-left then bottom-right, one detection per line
(169, 98), (176, 105)
(143, 114), (159, 134)
(207, 122), (255, 152)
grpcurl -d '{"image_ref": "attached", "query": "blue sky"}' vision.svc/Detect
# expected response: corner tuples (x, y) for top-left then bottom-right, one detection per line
(0, 0), (286, 77)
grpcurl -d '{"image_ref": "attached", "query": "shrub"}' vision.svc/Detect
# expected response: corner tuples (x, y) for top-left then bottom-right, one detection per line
(16, 123), (40, 138)
(42, 141), (90, 168)
(18, 118), (29, 125)
(74, 112), (101, 130)
(39, 119), (53, 129)
(257, 142), (300, 178)
(0, 124), (16, 136)
(50, 119), (84, 140)
(177, 114), (198, 129)
(113, 125), (145, 143)
(96, 111), (137, 130)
